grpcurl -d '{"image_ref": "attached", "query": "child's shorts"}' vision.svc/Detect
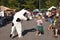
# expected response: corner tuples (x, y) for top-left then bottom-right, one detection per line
(37, 26), (43, 33)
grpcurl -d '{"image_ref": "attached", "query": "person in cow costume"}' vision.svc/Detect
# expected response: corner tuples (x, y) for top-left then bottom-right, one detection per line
(10, 9), (32, 38)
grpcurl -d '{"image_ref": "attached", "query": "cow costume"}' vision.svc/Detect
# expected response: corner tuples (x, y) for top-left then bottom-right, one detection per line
(10, 9), (32, 38)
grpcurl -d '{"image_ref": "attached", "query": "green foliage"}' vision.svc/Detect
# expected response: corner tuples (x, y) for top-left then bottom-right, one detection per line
(22, 0), (36, 10)
(45, 0), (58, 8)
(0, 0), (60, 10)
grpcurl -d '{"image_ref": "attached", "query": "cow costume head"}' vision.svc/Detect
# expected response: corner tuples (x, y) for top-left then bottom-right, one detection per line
(13, 9), (32, 23)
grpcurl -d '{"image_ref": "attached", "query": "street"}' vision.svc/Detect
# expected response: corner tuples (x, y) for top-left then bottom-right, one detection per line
(0, 19), (60, 40)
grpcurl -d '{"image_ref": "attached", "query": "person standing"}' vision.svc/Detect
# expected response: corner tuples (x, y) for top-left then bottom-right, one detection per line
(53, 5), (60, 37)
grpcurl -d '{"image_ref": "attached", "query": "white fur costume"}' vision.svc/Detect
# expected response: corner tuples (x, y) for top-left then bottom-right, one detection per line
(10, 9), (32, 38)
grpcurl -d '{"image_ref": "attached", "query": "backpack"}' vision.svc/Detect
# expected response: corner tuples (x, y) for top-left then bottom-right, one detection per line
(55, 17), (60, 28)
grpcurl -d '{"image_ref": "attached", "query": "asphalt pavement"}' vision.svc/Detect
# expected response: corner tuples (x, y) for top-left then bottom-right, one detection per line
(0, 19), (60, 40)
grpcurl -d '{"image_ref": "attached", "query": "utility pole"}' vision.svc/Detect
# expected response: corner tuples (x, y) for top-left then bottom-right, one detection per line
(39, 0), (40, 10)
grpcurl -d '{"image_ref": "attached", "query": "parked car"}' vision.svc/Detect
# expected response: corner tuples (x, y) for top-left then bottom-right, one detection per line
(0, 17), (7, 26)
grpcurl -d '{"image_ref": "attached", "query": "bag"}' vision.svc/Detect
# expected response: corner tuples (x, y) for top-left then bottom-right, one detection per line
(54, 17), (60, 28)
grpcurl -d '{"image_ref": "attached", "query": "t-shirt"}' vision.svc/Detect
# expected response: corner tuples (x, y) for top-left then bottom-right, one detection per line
(46, 11), (50, 16)
(36, 19), (43, 26)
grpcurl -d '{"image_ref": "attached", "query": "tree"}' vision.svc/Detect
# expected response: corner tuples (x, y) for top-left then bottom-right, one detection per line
(45, 0), (58, 8)
(0, 0), (60, 10)
(40, 0), (46, 8)
(22, 0), (36, 10)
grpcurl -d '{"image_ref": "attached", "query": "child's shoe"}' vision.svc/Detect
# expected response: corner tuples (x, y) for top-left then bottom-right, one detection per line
(39, 33), (41, 36)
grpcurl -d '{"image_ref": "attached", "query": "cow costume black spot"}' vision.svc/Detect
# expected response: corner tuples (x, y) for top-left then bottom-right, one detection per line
(16, 18), (21, 22)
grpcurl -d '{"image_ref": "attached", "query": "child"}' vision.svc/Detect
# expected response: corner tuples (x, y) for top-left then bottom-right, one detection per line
(36, 15), (43, 36)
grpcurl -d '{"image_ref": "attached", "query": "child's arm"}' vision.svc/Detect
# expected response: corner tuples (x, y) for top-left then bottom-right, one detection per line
(36, 20), (38, 24)
(40, 20), (43, 25)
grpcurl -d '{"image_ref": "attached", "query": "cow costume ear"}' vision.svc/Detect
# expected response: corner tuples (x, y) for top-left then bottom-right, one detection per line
(16, 18), (21, 22)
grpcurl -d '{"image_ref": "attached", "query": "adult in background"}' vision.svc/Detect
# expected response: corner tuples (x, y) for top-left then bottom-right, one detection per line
(48, 8), (59, 31)
(53, 5), (60, 37)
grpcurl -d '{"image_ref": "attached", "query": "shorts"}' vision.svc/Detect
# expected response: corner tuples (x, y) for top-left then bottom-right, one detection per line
(37, 26), (43, 33)
(48, 18), (53, 24)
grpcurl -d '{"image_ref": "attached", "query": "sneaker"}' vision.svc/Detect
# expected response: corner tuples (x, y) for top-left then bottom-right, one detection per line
(10, 34), (12, 37)
(39, 33), (41, 36)
(10, 34), (15, 39)
(54, 35), (58, 38)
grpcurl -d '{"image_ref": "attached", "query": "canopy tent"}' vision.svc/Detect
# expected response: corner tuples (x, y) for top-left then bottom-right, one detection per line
(0, 6), (16, 16)
(0, 6), (16, 12)
(0, 6), (10, 11)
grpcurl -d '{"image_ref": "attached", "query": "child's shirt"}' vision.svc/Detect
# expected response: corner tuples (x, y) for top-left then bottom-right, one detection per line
(36, 19), (43, 26)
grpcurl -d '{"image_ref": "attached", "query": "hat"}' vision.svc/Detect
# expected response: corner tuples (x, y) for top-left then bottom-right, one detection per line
(48, 6), (57, 10)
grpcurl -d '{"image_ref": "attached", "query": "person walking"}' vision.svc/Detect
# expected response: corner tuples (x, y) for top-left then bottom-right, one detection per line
(35, 15), (44, 36)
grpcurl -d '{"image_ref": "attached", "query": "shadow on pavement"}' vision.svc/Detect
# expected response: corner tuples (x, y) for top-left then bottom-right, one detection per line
(10, 28), (44, 39)
(22, 28), (36, 36)
(10, 28), (36, 39)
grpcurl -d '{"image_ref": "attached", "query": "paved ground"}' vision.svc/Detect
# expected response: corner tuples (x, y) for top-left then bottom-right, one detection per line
(0, 19), (60, 40)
